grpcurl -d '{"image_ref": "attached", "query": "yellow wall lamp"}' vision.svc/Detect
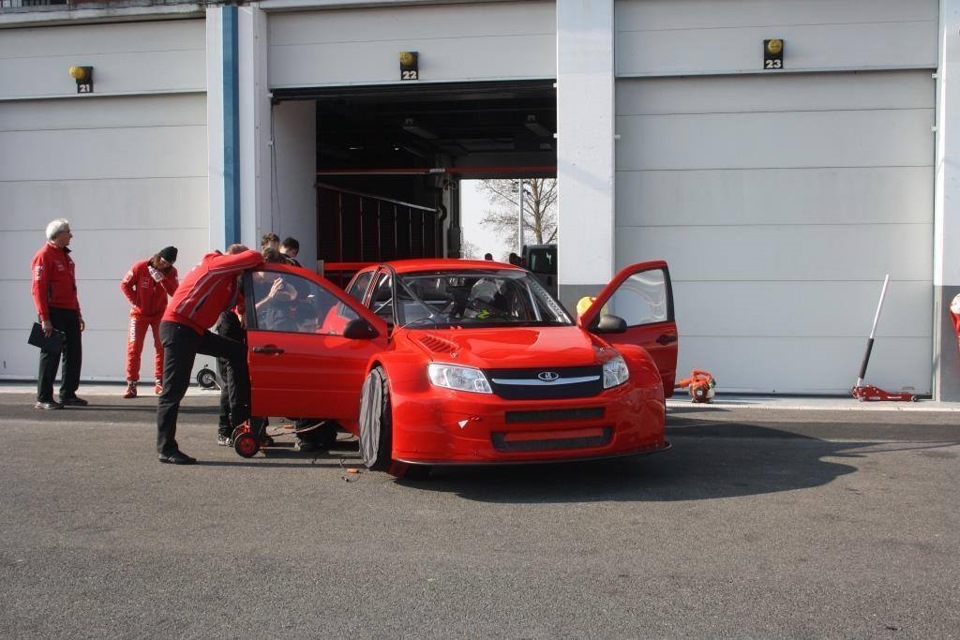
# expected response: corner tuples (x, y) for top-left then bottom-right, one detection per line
(68, 66), (94, 93)
(763, 39), (784, 70)
(399, 51), (418, 81)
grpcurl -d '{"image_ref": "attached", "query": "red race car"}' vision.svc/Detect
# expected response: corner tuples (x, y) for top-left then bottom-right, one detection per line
(242, 258), (678, 476)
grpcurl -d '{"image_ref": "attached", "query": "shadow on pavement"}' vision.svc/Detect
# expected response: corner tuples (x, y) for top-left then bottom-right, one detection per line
(409, 422), (958, 504)
(193, 439), (360, 468)
(192, 458), (345, 469)
(4, 393), (218, 424)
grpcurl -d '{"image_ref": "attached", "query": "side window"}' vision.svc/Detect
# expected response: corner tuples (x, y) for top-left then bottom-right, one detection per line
(369, 273), (394, 321)
(605, 268), (670, 327)
(346, 271), (373, 302)
(251, 271), (343, 334)
(321, 300), (360, 336)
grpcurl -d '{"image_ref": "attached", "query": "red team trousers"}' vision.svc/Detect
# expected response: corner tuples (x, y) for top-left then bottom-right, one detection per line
(126, 314), (163, 383)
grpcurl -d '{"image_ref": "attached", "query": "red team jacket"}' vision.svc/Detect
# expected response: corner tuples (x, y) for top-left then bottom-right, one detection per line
(120, 260), (180, 318)
(163, 250), (264, 335)
(31, 242), (80, 322)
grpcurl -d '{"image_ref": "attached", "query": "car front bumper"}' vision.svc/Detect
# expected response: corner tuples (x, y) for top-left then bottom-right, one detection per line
(390, 381), (667, 465)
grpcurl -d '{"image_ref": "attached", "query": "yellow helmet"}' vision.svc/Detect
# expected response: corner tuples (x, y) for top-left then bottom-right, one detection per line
(576, 296), (595, 318)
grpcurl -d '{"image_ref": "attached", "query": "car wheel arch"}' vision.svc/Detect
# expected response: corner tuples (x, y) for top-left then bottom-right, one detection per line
(364, 351), (425, 395)
(614, 344), (661, 385)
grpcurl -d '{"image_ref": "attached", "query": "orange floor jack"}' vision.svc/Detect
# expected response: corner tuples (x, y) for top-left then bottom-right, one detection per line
(676, 369), (716, 403)
(850, 275), (918, 402)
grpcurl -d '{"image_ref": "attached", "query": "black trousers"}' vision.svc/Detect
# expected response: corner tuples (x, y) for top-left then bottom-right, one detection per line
(156, 321), (249, 456)
(37, 307), (82, 403)
(214, 312), (246, 437)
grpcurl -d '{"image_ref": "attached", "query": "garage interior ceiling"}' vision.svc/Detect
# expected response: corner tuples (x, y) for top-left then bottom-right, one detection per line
(273, 80), (557, 176)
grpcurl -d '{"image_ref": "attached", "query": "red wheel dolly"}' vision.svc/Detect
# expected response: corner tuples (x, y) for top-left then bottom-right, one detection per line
(850, 275), (918, 402)
(231, 418), (340, 458)
(676, 369), (716, 403)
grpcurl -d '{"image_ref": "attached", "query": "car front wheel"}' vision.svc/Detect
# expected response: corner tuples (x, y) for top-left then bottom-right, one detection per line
(359, 366), (392, 471)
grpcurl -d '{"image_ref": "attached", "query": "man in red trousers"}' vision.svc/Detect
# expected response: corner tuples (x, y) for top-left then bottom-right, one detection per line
(119, 246), (179, 398)
(155, 244), (264, 465)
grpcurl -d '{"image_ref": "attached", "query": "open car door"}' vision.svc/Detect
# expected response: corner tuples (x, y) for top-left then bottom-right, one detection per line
(243, 265), (389, 422)
(578, 260), (678, 397)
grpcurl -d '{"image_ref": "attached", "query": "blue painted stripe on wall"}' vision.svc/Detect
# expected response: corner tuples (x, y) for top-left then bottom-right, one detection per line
(223, 6), (240, 246)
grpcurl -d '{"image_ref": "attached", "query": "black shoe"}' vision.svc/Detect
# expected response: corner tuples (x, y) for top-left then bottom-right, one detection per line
(294, 438), (317, 452)
(34, 401), (63, 410)
(158, 450), (197, 465)
(59, 396), (89, 407)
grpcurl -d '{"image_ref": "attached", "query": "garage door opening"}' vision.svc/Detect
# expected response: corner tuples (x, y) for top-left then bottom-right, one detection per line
(461, 177), (557, 256)
(270, 80), (557, 283)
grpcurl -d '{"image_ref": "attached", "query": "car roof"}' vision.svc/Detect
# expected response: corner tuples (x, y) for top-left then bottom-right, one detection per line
(365, 258), (525, 274)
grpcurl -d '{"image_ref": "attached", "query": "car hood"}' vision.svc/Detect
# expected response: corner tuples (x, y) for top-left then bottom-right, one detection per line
(407, 326), (610, 368)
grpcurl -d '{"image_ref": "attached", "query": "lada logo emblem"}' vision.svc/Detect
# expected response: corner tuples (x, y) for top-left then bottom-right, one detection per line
(538, 371), (560, 382)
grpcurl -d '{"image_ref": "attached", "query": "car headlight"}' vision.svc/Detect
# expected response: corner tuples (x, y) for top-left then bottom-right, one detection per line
(602, 355), (630, 389)
(427, 363), (493, 394)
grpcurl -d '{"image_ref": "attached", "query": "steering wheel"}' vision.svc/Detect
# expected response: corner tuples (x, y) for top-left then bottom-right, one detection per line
(440, 291), (468, 318)
(467, 297), (508, 319)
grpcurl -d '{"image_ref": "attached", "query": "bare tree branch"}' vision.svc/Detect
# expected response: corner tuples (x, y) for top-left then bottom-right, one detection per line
(476, 179), (557, 251)
(459, 239), (481, 260)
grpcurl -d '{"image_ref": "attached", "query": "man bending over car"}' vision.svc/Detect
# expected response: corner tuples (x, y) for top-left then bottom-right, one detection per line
(155, 244), (264, 465)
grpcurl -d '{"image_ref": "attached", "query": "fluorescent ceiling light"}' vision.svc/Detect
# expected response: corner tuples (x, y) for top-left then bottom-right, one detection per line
(402, 118), (438, 140)
(525, 115), (551, 137)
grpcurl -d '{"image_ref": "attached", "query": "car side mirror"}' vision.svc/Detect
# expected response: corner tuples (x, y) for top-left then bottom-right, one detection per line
(342, 318), (380, 340)
(594, 314), (627, 334)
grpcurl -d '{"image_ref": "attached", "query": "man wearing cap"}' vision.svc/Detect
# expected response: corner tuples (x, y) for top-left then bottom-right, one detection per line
(31, 218), (86, 410)
(119, 246), (179, 398)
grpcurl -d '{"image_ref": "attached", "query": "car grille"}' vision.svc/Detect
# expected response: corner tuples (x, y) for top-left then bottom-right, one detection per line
(486, 365), (603, 400)
(504, 407), (605, 424)
(492, 426), (613, 452)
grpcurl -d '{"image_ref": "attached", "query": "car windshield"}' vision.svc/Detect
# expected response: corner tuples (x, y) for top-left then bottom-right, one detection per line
(392, 269), (572, 328)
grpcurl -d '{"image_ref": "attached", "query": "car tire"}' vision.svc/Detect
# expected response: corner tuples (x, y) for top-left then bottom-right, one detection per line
(359, 366), (392, 471)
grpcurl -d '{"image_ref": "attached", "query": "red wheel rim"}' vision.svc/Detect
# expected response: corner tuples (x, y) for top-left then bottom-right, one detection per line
(236, 435), (258, 457)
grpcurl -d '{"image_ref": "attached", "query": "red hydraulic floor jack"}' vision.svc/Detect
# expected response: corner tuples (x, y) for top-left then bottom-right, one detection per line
(850, 275), (918, 402)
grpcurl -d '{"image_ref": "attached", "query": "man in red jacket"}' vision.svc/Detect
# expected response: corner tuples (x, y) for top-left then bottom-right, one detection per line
(120, 246), (179, 398)
(31, 218), (85, 410)
(156, 244), (264, 465)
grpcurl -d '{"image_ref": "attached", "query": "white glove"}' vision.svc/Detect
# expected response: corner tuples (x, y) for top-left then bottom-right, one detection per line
(148, 265), (164, 282)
